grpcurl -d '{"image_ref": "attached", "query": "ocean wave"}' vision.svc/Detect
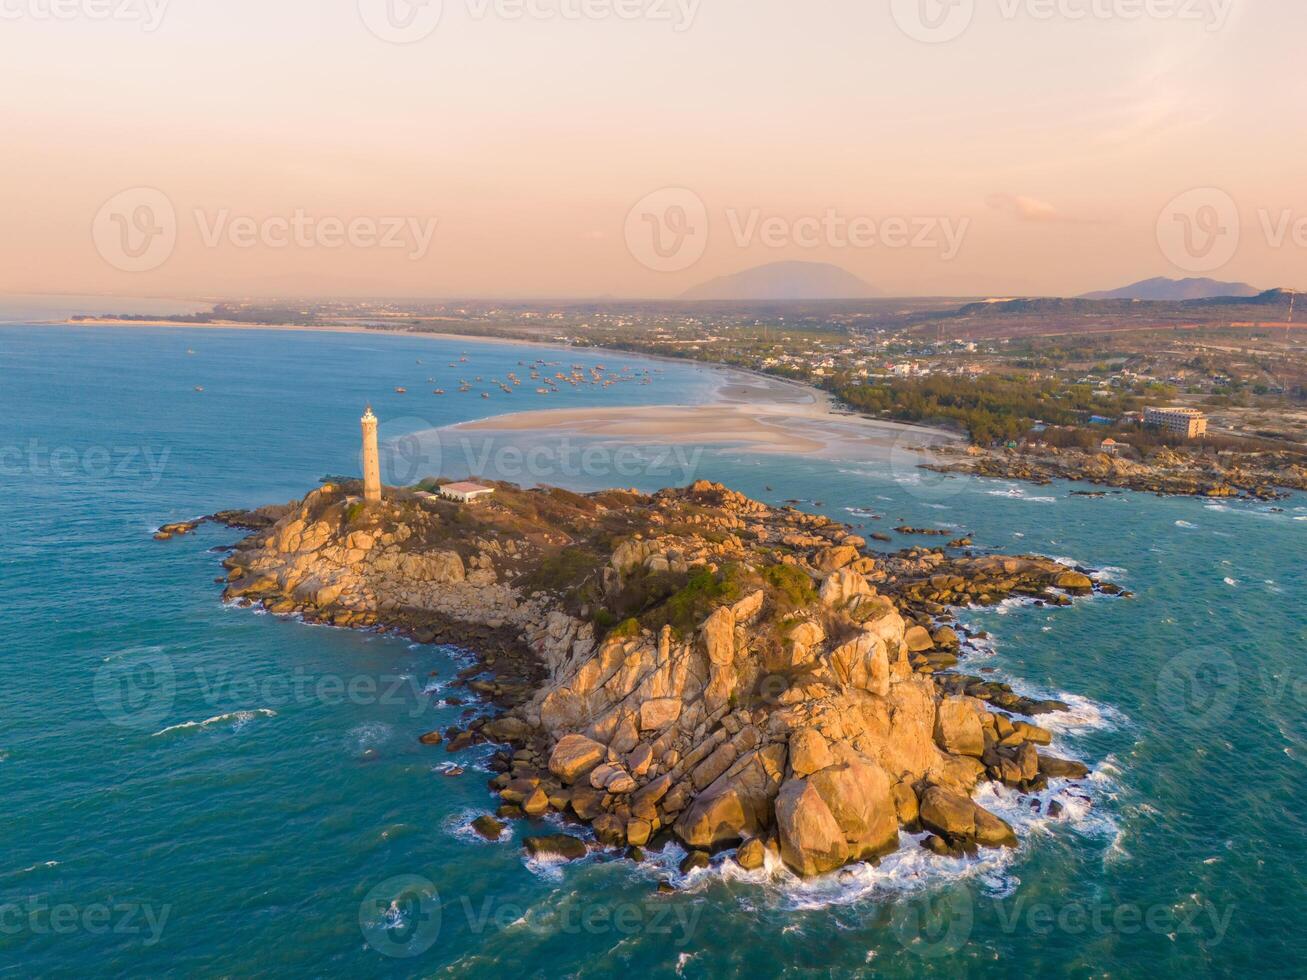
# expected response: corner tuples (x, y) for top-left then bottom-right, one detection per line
(101, 644), (166, 663)
(986, 488), (1056, 503)
(3, 860), (60, 880)
(151, 708), (277, 737)
(344, 722), (394, 754)
(1174, 520), (1198, 529)
(0, 749), (8, 764)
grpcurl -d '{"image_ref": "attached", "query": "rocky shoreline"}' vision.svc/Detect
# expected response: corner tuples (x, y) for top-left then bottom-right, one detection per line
(925, 443), (1307, 500)
(187, 479), (1123, 879)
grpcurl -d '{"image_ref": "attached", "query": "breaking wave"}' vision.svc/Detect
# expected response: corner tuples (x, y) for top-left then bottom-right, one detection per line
(152, 708), (277, 737)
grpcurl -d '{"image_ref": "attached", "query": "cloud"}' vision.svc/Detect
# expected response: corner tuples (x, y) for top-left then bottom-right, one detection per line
(986, 193), (1101, 225)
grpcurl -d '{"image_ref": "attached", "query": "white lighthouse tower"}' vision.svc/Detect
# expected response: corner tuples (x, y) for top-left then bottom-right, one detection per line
(361, 406), (382, 504)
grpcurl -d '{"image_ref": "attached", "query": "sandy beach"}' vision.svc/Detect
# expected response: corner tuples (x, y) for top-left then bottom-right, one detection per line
(452, 369), (961, 461)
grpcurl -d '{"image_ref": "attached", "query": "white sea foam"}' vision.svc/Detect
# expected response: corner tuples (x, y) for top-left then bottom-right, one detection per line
(4, 860), (60, 879)
(1174, 520), (1198, 529)
(445, 808), (515, 846)
(986, 487), (1057, 503)
(152, 708), (277, 737)
(344, 722), (394, 754)
(1223, 577), (1239, 587)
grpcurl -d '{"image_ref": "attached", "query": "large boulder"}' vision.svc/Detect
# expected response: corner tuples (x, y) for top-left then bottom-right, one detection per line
(788, 729), (834, 777)
(775, 778), (849, 876)
(1054, 570), (1094, 594)
(824, 631), (890, 696)
(700, 606), (736, 666)
(524, 835), (588, 861)
(934, 698), (985, 758)
(815, 545), (859, 572)
(639, 697), (682, 732)
(807, 755), (899, 860)
(904, 626), (935, 653)
(819, 567), (871, 606)
(674, 745), (785, 849)
(919, 787), (1017, 849)
(548, 734), (607, 784)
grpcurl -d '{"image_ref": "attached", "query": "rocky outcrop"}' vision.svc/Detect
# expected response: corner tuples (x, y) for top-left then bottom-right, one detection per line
(925, 444), (1306, 500)
(209, 478), (1103, 880)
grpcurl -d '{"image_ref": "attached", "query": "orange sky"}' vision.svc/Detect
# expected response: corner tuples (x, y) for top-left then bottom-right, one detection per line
(3, 0), (1304, 299)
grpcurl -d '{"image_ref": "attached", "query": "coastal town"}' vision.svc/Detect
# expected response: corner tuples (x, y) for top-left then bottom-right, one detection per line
(90, 294), (1307, 498)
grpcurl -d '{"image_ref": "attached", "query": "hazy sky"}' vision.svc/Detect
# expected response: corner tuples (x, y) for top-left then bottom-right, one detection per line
(4, 0), (1304, 299)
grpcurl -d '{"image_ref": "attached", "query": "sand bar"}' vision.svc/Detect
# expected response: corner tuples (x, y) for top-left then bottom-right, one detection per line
(452, 370), (961, 462)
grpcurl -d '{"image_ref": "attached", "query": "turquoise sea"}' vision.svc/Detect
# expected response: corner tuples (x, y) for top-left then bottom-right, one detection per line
(1, 326), (1304, 978)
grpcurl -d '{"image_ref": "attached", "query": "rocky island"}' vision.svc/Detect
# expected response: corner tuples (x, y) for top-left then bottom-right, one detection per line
(204, 479), (1116, 878)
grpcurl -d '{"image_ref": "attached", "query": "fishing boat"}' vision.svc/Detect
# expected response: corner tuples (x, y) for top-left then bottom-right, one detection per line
(394, 387), (407, 394)
(433, 389), (445, 395)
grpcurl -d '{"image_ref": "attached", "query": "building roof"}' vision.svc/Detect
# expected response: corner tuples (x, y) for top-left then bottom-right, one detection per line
(442, 481), (494, 494)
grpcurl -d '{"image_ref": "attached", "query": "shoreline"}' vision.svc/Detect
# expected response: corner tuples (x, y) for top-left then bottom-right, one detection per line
(43, 317), (962, 460)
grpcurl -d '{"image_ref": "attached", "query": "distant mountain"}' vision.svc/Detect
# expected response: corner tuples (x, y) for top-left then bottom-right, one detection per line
(681, 261), (878, 301)
(953, 289), (1293, 319)
(1082, 277), (1261, 301)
